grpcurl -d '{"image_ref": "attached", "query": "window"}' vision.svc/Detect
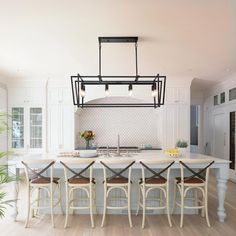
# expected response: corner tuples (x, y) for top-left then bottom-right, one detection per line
(220, 92), (225, 104)
(214, 95), (218, 105)
(30, 108), (42, 148)
(229, 87), (236, 101)
(12, 108), (24, 148)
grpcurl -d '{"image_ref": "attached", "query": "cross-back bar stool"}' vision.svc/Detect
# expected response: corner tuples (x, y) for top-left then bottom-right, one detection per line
(21, 159), (63, 228)
(100, 159), (135, 228)
(60, 158), (96, 228)
(172, 159), (214, 227)
(136, 159), (175, 228)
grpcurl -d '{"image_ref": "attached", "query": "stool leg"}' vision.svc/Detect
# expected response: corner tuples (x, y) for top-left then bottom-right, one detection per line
(128, 185), (133, 228)
(136, 186), (141, 216)
(89, 185), (94, 228)
(160, 190), (163, 213)
(93, 185), (98, 215)
(24, 185), (31, 228)
(180, 186), (184, 228)
(194, 189), (198, 215)
(204, 189), (211, 227)
(64, 184), (69, 228)
(36, 188), (40, 217)
(172, 182), (177, 214)
(166, 188), (172, 227)
(142, 186), (146, 229)
(101, 184), (107, 227)
(50, 185), (55, 228)
(59, 183), (64, 215)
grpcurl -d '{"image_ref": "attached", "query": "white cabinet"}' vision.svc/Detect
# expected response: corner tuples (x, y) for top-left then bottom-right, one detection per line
(8, 86), (45, 153)
(47, 87), (74, 152)
(163, 104), (189, 149)
(165, 87), (189, 104)
(8, 87), (44, 105)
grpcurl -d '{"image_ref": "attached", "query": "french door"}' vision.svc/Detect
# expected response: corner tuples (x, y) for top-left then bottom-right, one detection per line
(229, 111), (236, 180)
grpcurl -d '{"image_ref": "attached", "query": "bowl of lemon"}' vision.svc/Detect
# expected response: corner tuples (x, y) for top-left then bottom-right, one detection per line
(165, 149), (179, 158)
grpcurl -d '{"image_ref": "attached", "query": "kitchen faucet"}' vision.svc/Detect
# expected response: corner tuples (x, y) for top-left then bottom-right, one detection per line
(117, 134), (120, 156)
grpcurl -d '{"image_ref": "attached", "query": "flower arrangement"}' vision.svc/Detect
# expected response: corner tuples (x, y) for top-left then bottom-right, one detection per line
(80, 130), (95, 149)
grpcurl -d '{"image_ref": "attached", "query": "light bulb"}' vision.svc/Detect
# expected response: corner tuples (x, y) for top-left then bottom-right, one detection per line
(128, 84), (133, 96)
(81, 90), (85, 98)
(105, 84), (109, 97)
(151, 83), (157, 97)
(105, 90), (109, 97)
(81, 84), (85, 97)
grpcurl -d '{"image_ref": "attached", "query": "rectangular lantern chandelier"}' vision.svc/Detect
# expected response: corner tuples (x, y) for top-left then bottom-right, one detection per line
(71, 37), (166, 108)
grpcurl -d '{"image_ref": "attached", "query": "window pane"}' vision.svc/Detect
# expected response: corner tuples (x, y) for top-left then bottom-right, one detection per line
(30, 108), (42, 148)
(229, 87), (236, 101)
(12, 108), (24, 148)
(214, 95), (218, 105)
(220, 92), (225, 104)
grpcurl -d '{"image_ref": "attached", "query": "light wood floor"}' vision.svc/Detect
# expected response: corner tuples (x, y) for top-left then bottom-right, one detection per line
(0, 175), (236, 236)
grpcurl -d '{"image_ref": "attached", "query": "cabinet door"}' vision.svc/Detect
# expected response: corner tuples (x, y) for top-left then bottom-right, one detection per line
(26, 87), (44, 104)
(48, 88), (60, 105)
(61, 105), (74, 151)
(47, 105), (61, 152)
(8, 88), (27, 105)
(11, 107), (25, 149)
(164, 104), (189, 149)
(29, 107), (43, 149)
(166, 87), (188, 104)
(164, 105), (178, 149)
(213, 113), (227, 159)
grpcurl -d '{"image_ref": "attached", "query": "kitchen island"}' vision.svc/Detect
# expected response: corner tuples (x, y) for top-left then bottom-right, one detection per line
(8, 150), (230, 223)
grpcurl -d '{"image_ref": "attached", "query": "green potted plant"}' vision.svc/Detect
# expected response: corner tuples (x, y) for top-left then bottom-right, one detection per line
(176, 140), (188, 157)
(0, 113), (15, 218)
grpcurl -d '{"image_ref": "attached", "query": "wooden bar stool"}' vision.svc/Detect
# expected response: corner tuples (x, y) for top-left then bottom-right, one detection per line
(172, 159), (214, 227)
(22, 159), (63, 228)
(136, 159), (175, 228)
(60, 158), (96, 228)
(100, 159), (135, 228)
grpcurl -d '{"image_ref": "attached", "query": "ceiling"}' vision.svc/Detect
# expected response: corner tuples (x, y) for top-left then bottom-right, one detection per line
(0, 0), (236, 84)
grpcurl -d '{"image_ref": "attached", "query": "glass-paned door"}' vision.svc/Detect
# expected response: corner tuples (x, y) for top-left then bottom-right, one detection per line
(30, 108), (42, 148)
(230, 111), (235, 170)
(12, 108), (24, 148)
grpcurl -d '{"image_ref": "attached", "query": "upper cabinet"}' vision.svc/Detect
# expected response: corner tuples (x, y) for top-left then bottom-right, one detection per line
(8, 87), (44, 106)
(47, 85), (74, 153)
(165, 87), (189, 104)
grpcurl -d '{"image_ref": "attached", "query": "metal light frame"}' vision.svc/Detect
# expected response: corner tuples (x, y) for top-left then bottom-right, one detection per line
(71, 37), (166, 108)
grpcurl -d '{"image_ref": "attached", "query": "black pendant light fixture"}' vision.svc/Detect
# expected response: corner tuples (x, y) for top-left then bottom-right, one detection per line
(71, 37), (166, 108)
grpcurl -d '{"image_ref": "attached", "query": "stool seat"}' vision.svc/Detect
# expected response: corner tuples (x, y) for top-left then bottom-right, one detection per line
(31, 177), (60, 184)
(107, 177), (129, 184)
(175, 177), (204, 184)
(68, 177), (95, 184)
(139, 178), (167, 184)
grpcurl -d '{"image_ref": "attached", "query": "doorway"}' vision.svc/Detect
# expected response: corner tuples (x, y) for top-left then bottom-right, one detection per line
(190, 105), (200, 153)
(213, 113), (226, 159)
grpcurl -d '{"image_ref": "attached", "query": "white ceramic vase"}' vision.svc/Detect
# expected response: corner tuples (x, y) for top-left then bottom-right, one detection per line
(177, 147), (187, 157)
